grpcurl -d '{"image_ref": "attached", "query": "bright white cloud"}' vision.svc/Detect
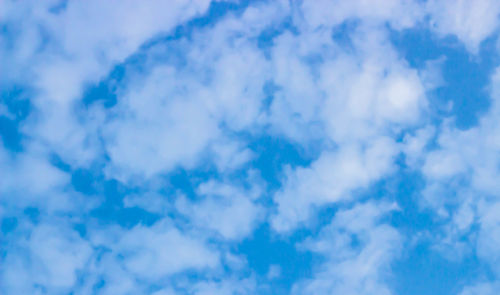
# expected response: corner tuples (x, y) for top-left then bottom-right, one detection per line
(0, 0), (215, 170)
(292, 202), (401, 295)
(427, 0), (500, 53)
(176, 178), (264, 240)
(1, 222), (92, 294)
(272, 137), (399, 232)
(299, 0), (423, 31)
(97, 220), (219, 281)
(2, 0), (500, 294)
(415, 66), (500, 288)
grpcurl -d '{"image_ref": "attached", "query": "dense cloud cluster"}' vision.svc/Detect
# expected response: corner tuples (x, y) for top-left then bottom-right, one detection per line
(1, 0), (500, 294)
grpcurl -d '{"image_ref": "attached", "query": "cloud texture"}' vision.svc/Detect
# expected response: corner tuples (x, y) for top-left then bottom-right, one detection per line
(2, 0), (500, 294)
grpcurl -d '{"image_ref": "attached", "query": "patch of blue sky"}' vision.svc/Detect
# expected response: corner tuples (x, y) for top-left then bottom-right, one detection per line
(392, 245), (485, 295)
(391, 27), (499, 129)
(236, 224), (314, 295)
(0, 85), (31, 152)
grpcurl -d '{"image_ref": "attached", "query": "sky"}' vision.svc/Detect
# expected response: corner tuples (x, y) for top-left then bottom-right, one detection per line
(1, 0), (500, 294)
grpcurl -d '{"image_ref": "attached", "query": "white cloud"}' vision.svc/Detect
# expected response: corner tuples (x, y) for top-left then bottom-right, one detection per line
(0, 150), (68, 196)
(427, 0), (500, 53)
(176, 178), (264, 240)
(29, 224), (92, 288)
(272, 137), (399, 232)
(477, 201), (500, 274)
(98, 2), (284, 180)
(299, 0), (423, 31)
(103, 219), (220, 281)
(402, 125), (435, 168)
(267, 18), (429, 233)
(2, 0), (213, 102)
(0, 145), (92, 213)
(191, 277), (256, 295)
(292, 202), (401, 295)
(318, 25), (426, 143)
(123, 192), (171, 214)
(81, 252), (142, 295)
(459, 282), (500, 295)
(3, 1), (500, 294)
(152, 288), (177, 295)
(266, 264), (282, 280)
(415, 67), (500, 288)
(210, 138), (254, 172)
(102, 65), (221, 180)
(1, 0), (215, 171)
(1, 222), (92, 294)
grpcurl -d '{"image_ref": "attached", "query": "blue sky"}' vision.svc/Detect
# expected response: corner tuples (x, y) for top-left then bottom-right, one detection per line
(2, 0), (500, 294)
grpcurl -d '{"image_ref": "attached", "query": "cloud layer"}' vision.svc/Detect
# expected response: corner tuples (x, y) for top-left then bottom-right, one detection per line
(2, 0), (500, 294)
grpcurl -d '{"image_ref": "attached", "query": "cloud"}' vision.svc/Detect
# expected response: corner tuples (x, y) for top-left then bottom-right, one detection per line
(191, 277), (256, 295)
(176, 178), (264, 240)
(414, 65), (500, 288)
(459, 282), (500, 295)
(427, 0), (500, 53)
(1, 222), (92, 294)
(299, 0), (423, 31)
(92, 219), (220, 281)
(272, 137), (399, 232)
(2, 0), (500, 294)
(101, 65), (221, 180)
(2, 0), (212, 101)
(267, 19), (429, 233)
(1, 0), (215, 170)
(292, 202), (401, 295)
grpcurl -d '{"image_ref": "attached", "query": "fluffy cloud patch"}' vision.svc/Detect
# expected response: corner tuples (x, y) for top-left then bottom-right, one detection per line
(2, 0), (500, 294)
